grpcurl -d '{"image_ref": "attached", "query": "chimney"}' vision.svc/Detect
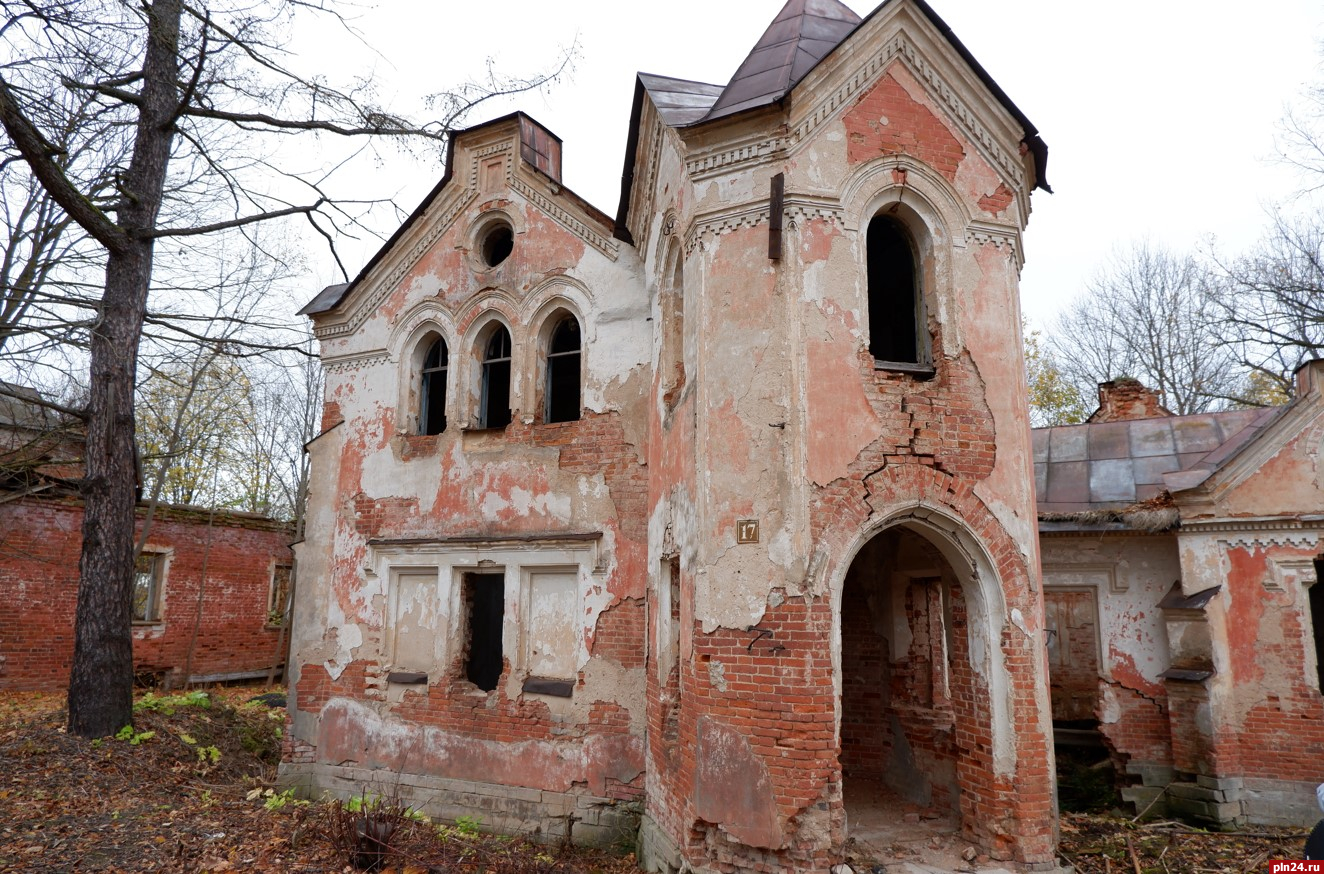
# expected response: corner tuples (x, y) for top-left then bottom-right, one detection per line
(1088, 378), (1173, 423)
(1294, 358), (1324, 398)
(518, 116), (562, 183)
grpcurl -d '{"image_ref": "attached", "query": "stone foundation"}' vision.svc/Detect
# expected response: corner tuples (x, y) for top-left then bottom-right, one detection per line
(280, 763), (641, 848)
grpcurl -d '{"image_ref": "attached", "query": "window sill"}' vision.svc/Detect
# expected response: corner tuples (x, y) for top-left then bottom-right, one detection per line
(132, 620), (164, 628)
(522, 676), (574, 698)
(460, 424), (509, 433)
(874, 359), (936, 380)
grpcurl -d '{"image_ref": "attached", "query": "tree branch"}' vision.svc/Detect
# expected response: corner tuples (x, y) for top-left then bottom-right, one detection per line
(0, 74), (127, 253)
(145, 199), (325, 238)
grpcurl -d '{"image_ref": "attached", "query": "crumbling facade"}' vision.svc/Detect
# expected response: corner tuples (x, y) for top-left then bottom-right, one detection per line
(1036, 366), (1324, 828)
(287, 0), (1059, 869)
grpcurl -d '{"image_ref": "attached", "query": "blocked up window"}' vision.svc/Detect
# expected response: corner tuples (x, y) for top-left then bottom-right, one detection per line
(526, 570), (577, 680)
(479, 325), (512, 429)
(419, 337), (448, 435)
(267, 564), (292, 626)
(392, 571), (440, 672)
(132, 552), (164, 623)
(545, 315), (581, 423)
(866, 214), (923, 365)
(463, 572), (505, 691)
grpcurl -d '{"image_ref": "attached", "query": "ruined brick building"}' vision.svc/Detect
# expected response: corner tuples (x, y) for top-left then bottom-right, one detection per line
(1037, 370), (1324, 829)
(286, 0), (1061, 869)
(0, 384), (294, 689)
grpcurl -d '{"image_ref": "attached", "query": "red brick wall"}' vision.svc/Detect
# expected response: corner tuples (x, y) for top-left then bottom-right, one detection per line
(0, 496), (292, 690)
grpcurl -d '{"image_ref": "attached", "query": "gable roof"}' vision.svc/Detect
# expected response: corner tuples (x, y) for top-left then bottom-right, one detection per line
(703, 0), (862, 122)
(300, 112), (612, 319)
(617, 0), (1050, 241)
(1033, 408), (1281, 516)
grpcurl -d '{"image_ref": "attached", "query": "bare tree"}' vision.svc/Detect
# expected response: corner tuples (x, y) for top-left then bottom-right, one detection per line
(1208, 212), (1324, 397)
(0, 0), (571, 737)
(1048, 241), (1244, 415)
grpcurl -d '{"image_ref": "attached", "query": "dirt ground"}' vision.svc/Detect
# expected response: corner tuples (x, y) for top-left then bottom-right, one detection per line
(0, 686), (1313, 873)
(0, 686), (637, 873)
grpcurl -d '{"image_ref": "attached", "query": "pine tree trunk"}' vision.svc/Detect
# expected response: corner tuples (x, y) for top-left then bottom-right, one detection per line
(66, 0), (181, 738)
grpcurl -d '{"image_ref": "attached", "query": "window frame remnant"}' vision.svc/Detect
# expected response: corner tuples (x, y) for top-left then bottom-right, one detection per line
(544, 314), (581, 423)
(1310, 559), (1324, 692)
(419, 336), (448, 435)
(267, 563), (292, 627)
(478, 324), (512, 430)
(132, 551), (165, 624)
(866, 212), (932, 373)
(462, 571), (505, 692)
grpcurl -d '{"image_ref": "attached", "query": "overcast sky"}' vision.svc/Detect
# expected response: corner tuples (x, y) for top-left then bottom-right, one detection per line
(298, 0), (1324, 329)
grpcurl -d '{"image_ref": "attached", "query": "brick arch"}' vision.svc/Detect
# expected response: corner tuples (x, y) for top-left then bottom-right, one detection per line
(819, 463), (1022, 776)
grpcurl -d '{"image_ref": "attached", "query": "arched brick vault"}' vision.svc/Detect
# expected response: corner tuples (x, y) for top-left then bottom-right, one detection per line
(814, 460), (1057, 863)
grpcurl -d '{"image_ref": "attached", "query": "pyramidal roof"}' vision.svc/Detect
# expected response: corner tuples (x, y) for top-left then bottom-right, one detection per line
(703, 0), (862, 122)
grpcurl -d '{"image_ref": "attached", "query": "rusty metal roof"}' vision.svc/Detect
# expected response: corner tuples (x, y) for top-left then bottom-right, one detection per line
(638, 74), (724, 127)
(702, 0), (862, 122)
(1033, 407), (1281, 514)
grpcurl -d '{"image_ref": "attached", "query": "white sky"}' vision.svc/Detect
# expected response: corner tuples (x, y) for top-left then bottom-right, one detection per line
(297, 0), (1324, 329)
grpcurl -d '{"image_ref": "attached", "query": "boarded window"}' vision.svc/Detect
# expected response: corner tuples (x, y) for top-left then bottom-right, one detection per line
(479, 326), (512, 429)
(420, 337), (448, 435)
(866, 215), (921, 364)
(527, 570), (577, 680)
(132, 552), (164, 623)
(464, 572), (505, 691)
(389, 572), (440, 673)
(545, 315), (581, 423)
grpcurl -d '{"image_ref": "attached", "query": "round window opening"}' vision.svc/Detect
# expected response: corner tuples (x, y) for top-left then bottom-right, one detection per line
(480, 222), (514, 268)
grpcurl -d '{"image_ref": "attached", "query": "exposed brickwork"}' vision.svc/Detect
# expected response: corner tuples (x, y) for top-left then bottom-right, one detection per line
(978, 183), (1015, 217)
(0, 496), (292, 690)
(1088, 378), (1171, 423)
(844, 72), (965, 181)
(592, 597), (646, 670)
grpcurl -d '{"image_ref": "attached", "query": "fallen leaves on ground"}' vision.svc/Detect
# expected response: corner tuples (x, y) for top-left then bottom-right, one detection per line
(0, 687), (638, 873)
(1059, 811), (1312, 873)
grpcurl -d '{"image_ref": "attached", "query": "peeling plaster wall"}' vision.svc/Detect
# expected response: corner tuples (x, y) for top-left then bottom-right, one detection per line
(631, 5), (1054, 868)
(1039, 534), (1178, 777)
(292, 3), (1060, 869)
(287, 116), (651, 813)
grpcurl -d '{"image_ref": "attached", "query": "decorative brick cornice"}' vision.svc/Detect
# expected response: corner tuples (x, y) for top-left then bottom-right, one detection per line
(510, 177), (619, 260)
(1188, 517), (1324, 550)
(965, 221), (1023, 269)
(323, 350), (390, 374)
(313, 183), (478, 342)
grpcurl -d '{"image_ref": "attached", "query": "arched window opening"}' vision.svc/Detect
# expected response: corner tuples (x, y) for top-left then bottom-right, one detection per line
(867, 215), (922, 365)
(479, 325), (512, 429)
(545, 315), (581, 423)
(419, 336), (448, 435)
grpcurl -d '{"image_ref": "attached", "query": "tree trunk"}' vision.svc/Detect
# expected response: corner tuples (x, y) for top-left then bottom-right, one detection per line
(66, 0), (181, 738)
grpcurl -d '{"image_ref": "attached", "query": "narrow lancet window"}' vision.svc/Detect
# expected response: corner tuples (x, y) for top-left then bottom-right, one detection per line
(545, 315), (581, 423)
(479, 325), (512, 429)
(419, 337), (448, 435)
(866, 215), (921, 364)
